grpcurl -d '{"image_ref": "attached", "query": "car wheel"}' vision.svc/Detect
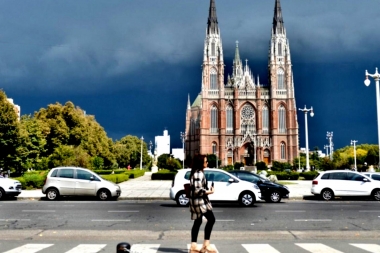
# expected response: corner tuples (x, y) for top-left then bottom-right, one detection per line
(46, 188), (59, 201)
(97, 189), (111, 201)
(0, 188), (4, 200)
(268, 191), (282, 203)
(321, 189), (334, 201)
(176, 190), (189, 206)
(372, 189), (380, 201)
(239, 191), (255, 207)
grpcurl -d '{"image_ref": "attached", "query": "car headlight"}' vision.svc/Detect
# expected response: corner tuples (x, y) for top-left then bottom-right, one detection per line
(283, 185), (289, 189)
(253, 184), (259, 190)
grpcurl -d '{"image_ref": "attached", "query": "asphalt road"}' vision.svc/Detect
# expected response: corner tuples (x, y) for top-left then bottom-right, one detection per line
(1, 199), (380, 252)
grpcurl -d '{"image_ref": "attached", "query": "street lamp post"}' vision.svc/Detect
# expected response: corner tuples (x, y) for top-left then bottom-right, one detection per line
(365, 68), (380, 168)
(180, 131), (186, 169)
(140, 136), (144, 170)
(299, 105), (314, 171)
(326, 132), (334, 160)
(324, 145), (329, 158)
(351, 140), (358, 171)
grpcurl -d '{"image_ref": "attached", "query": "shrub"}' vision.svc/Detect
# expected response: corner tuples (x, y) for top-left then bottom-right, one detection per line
(268, 171), (299, 180)
(234, 162), (244, 170)
(151, 169), (176, 180)
(126, 169), (145, 179)
(300, 171), (319, 180)
(101, 174), (129, 184)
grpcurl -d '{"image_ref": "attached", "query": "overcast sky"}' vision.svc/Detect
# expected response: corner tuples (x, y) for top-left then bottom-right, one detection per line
(2, 0), (380, 156)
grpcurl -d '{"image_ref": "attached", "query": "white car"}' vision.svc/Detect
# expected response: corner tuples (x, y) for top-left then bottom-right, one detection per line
(311, 170), (380, 201)
(42, 167), (121, 201)
(0, 177), (22, 200)
(170, 168), (262, 206)
(363, 172), (380, 181)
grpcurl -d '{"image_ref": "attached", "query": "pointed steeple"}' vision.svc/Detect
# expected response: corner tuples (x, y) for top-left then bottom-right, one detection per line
(207, 0), (219, 35)
(234, 41), (241, 63)
(187, 94), (191, 109)
(273, 0), (285, 34)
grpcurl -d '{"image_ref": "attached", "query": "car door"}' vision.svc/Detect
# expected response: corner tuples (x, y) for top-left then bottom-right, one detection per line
(204, 171), (239, 201)
(327, 172), (347, 196)
(74, 169), (97, 196)
(56, 168), (76, 196)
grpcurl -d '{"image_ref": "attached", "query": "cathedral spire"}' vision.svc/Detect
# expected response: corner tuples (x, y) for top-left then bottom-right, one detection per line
(187, 94), (191, 109)
(273, 0), (285, 34)
(207, 0), (219, 35)
(234, 41), (241, 63)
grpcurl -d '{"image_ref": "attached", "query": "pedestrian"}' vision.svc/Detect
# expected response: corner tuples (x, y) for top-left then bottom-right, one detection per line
(188, 154), (216, 253)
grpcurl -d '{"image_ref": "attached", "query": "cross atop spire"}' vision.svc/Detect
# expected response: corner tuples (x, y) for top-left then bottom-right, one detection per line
(273, 0), (285, 34)
(207, 0), (219, 35)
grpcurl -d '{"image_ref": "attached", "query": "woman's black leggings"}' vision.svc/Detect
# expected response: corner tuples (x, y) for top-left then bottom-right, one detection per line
(191, 210), (215, 242)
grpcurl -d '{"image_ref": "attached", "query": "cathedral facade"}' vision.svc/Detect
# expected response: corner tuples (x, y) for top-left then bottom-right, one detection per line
(185, 0), (299, 167)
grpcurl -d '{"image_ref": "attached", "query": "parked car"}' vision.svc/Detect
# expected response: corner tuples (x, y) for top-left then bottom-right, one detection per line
(0, 177), (22, 200)
(170, 168), (261, 207)
(228, 170), (289, 203)
(311, 170), (380, 201)
(363, 172), (380, 181)
(42, 167), (121, 201)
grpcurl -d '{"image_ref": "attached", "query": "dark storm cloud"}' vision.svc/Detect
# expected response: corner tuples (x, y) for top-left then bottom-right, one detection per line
(2, 0), (380, 151)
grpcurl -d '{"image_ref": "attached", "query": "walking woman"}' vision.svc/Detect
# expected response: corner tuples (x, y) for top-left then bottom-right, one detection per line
(188, 154), (216, 253)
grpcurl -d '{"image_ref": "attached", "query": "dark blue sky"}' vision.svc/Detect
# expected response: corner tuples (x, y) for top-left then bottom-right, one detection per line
(2, 0), (380, 154)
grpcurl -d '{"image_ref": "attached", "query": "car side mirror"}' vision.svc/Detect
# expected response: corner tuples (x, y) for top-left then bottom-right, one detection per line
(228, 178), (236, 183)
(363, 178), (370, 182)
(90, 176), (95, 181)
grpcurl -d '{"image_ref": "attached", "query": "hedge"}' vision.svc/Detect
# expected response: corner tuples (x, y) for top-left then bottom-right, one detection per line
(94, 169), (126, 175)
(13, 171), (48, 190)
(125, 169), (145, 179)
(267, 171), (299, 180)
(101, 174), (129, 184)
(300, 171), (319, 180)
(151, 169), (177, 180)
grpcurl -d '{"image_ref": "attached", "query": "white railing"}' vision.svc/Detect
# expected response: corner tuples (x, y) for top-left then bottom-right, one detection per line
(208, 90), (219, 98)
(238, 90), (256, 98)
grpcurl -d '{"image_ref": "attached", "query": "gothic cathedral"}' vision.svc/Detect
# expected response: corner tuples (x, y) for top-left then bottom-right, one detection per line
(185, 0), (299, 167)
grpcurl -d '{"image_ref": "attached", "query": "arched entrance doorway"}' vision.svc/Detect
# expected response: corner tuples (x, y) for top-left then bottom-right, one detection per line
(263, 149), (271, 165)
(242, 143), (255, 166)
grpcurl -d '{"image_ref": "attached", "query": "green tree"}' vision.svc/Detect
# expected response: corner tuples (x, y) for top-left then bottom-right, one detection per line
(35, 101), (115, 168)
(115, 135), (149, 169)
(17, 115), (49, 173)
(158, 153), (172, 169)
(49, 145), (91, 168)
(91, 156), (104, 170)
(0, 90), (21, 171)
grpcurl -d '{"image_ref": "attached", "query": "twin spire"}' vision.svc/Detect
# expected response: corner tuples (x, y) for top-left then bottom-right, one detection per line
(207, 0), (219, 35)
(273, 0), (285, 34)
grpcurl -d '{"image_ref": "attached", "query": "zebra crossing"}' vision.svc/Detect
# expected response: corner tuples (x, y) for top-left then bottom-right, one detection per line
(1, 243), (380, 253)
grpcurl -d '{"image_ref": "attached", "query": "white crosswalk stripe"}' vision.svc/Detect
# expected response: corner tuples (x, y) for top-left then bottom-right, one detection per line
(131, 244), (160, 253)
(350, 243), (380, 253)
(64, 244), (107, 253)
(2, 244), (53, 253)
(242, 244), (280, 253)
(295, 243), (344, 253)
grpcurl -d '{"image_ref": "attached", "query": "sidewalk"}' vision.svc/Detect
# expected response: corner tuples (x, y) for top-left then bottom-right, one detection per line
(17, 172), (314, 201)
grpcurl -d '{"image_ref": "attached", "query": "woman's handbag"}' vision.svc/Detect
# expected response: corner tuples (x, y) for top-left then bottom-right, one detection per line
(184, 183), (191, 198)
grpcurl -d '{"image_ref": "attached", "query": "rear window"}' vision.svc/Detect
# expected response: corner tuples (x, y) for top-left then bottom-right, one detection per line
(329, 172), (346, 180)
(184, 171), (190, 180)
(50, 169), (58, 177)
(373, 174), (380, 181)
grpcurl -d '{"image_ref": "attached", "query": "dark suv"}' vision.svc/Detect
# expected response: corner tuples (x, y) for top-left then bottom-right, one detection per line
(229, 170), (289, 203)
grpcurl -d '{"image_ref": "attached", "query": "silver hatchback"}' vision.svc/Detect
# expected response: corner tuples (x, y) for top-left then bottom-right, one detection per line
(42, 167), (121, 200)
